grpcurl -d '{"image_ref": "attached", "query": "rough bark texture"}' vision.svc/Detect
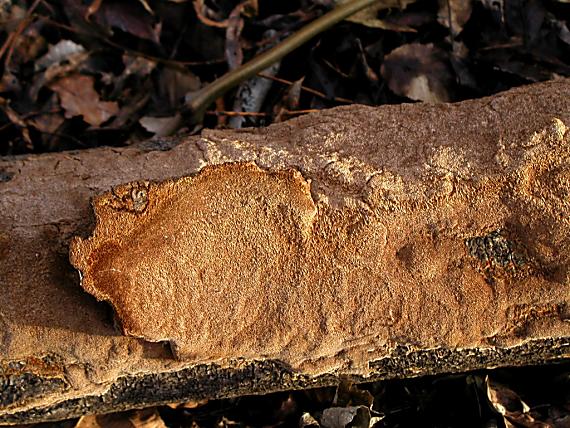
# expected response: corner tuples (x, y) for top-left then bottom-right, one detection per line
(1, 79), (570, 424)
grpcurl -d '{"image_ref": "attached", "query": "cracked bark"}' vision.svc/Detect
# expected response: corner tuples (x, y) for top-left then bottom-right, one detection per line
(1, 79), (570, 424)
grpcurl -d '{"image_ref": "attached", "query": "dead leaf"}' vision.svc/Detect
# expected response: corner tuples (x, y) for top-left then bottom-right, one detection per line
(0, 71), (20, 93)
(75, 408), (167, 428)
(333, 379), (374, 408)
(380, 10), (435, 28)
(0, 96), (31, 147)
(136, 0), (155, 15)
(486, 376), (549, 428)
(123, 54), (157, 77)
(50, 74), (119, 126)
(165, 398), (209, 409)
(28, 94), (65, 134)
(381, 43), (455, 102)
(320, 406), (372, 428)
(356, 38), (379, 83)
(437, 0), (473, 36)
(449, 41), (477, 90)
(225, 2), (245, 70)
(8, 23), (46, 70)
(244, 0), (258, 17)
(547, 409), (570, 428)
(336, 0), (418, 32)
(139, 114), (181, 136)
(105, 90), (150, 130)
(549, 16), (570, 45)
(489, 57), (556, 82)
(223, 0), (257, 70)
(192, 0), (229, 28)
(85, 0), (103, 21)
(30, 40), (89, 101)
(273, 76), (304, 123)
(0, 2), (26, 32)
(158, 66), (201, 109)
(93, 1), (160, 43)
(109, 53), (157, 98)
(35, 40), (86, 71)
(317, 380), (381, 428)
(300, 412), (320, 427)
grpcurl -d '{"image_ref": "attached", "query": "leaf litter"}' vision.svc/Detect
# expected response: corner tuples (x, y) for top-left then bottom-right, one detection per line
(49, 73), (119, 126)
(0, 0), (567, 154)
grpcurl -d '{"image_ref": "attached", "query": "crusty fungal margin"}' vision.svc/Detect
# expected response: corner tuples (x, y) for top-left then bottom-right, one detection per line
(70, 162), (319, 358)
(70, 117), (570, 374)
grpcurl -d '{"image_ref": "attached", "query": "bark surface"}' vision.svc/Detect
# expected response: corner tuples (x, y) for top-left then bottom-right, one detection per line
(1, 79), (570, 424)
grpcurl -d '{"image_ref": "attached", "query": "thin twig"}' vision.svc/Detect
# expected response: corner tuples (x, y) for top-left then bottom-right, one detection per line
(185, 0), (382, 126)
(205, 110), (268, 117)
(0, 0), (42, 64)
(205, 109), (321, 119)
(192, 0), (229, 28)
(257, 72), (354, 104)
(283, 109), (320, 115)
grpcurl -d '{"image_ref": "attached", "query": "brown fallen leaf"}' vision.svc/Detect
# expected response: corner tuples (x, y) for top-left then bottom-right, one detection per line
(139, 114), (182, 137)
(0, 2), (26, 32)
(91, 0), (160, 43)
(437, 0), (473, 36)
(49, 74), (119, 127)
(333, 379), (374, 408)
(27, 94), (65, 134)
(75, 408), (167, 428)
(106, 53), (156, 101)
(486, 376), (550, 428)
(165, 398), (209, 409)
(30, 39), (89, 101)
(7, 24), (46, 72)
(192, 0), (228, 28)
(273, 76), (303, 124)
(335, 0), (418, 31)
(0, 96), (32, 147)
(300, 412), (320, 427)
(107, 3), (160, 43)
(380, 43), (455, 103)
(320, 406), (384, 428)
(317, 379), (382, 428)
(35, 40), (86, 71)
(157, 66), (201, 110)
(225, 2), (245, 71)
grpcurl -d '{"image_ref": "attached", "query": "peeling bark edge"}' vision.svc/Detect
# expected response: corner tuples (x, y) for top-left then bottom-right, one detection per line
(2, 337), (569, 425)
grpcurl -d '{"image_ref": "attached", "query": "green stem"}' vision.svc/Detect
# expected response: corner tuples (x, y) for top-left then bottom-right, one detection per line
(186, 0), (381, 125)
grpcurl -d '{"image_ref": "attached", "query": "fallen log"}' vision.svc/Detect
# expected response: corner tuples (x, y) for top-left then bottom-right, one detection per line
(1, 79), (569, 424)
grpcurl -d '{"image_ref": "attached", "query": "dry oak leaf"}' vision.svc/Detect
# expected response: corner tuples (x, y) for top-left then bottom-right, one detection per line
(381, 43), (454, 103)
(49, 74), (119, 126)
(336, 0), (418, 31)
(437, 0), (473, 36)
(75, 408), (167, 428)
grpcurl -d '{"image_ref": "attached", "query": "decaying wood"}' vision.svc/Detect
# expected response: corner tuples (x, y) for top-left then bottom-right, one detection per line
(1, 79), (570, 424)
